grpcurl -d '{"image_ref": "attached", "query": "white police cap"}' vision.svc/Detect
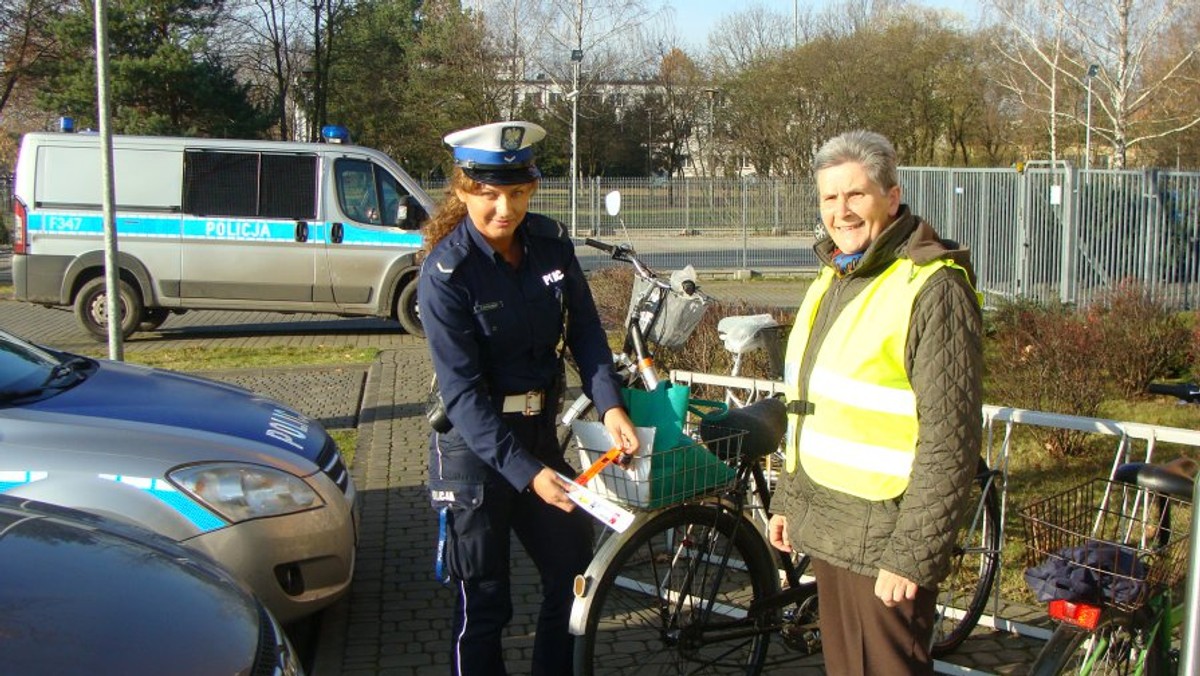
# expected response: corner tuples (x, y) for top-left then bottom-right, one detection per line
(443, 121), (545, 185)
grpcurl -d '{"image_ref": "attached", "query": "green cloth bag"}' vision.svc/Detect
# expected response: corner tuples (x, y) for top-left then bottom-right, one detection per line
(622, 383), (736, 508)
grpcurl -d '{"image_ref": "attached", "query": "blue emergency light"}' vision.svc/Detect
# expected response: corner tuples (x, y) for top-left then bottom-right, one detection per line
(60, 117), (75, 133)
(321, 125), (352, 144)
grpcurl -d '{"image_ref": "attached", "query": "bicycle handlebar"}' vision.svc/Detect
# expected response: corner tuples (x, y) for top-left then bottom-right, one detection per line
(1149, 382), (1200, 404)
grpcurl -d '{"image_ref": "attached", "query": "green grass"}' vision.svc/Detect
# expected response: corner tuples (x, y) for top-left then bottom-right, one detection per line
(328, 428), (358, 468)
(84, 345), (379, 371)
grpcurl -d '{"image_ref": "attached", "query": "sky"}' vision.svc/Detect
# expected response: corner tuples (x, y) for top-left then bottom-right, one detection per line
(663, 0), (983, 47)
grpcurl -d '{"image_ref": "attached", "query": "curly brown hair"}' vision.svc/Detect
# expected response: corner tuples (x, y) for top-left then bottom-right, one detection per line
(422, 167), (541, 253)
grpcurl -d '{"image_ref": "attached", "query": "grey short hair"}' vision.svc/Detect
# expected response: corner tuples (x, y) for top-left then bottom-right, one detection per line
(813, 130), (898, 190)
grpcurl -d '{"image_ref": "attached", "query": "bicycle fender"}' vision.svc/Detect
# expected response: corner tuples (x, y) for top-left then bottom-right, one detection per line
(568, 510), (655, 636)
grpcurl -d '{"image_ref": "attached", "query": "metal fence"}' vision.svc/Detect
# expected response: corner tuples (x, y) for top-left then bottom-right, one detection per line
(425, 168), (1200, 310)
(4, 164), (1196, 309)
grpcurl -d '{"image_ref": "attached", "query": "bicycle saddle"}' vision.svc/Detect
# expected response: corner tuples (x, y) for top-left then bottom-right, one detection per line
(716, 314), (779, 355)
(698, 397), (787, 463)
(1113, 461), (1197, 500)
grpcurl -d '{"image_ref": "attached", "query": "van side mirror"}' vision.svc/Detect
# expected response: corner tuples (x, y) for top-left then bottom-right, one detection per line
(397, 196), (427, 230)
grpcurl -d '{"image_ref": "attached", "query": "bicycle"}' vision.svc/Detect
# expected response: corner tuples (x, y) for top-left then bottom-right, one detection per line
(1019, 459), (1195, 675)
(567, 395), (1004, 673)
(557, 193), (713, 452)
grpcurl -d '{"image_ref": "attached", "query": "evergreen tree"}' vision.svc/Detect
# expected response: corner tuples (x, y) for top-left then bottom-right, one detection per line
(35, 0), (270, 137)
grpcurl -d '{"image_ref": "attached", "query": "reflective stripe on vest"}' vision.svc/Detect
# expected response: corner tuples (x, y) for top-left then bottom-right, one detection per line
(782, 257), (969, 501)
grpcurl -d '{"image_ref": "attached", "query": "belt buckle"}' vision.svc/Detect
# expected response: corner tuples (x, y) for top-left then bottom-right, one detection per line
(524, 391), (542, 416)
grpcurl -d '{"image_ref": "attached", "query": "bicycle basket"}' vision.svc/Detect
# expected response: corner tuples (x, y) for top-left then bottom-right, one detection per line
(1019, 478), (1192, 611)
(627, 276), (710, 350)
(575, 422), (743, 510)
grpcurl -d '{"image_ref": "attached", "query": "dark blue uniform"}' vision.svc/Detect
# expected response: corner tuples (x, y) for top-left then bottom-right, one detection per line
(419, 213), (621, 676)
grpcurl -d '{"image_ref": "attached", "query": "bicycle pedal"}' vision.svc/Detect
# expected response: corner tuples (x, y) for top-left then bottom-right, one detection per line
(780, 620), (821, 655)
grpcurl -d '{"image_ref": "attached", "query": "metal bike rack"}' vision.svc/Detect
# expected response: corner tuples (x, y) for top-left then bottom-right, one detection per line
(670, 369), (1200, 675)
(1181, 477), (1200, 673)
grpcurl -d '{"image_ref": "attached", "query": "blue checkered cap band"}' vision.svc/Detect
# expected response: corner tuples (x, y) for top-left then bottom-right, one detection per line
(444, 121), (546, 170)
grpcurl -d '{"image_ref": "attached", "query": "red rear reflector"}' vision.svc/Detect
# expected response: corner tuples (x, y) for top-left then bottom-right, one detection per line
(12, 198), (28, 254)
(1047, 599), (1102, 630)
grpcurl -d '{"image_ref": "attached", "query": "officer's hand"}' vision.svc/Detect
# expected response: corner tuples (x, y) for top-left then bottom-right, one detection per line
(530, 467), (576, 513)
(602, 406), (640, 467)
(767, 514), (792, 553)
(874, 569), (918, 608)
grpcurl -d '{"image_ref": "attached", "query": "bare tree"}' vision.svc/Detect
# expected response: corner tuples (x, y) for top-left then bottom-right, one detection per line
(0, 0), (61, 119)
(704, 2), (798, 76)
(990, 0), (1200, 168)
(224, 0), (311, 140)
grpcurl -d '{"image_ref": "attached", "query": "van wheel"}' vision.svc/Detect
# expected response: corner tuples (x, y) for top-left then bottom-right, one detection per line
(396, 279), (423, 337)
(75, 277), (143, 341)
(139, 308), (170, 332)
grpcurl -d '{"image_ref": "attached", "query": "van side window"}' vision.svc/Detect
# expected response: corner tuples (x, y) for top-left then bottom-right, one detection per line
(183, 151), (317, 220)
(335, 159), (413, 226)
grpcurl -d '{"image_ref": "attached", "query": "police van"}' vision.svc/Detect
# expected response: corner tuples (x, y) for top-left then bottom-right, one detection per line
(10, 126), (433, 338)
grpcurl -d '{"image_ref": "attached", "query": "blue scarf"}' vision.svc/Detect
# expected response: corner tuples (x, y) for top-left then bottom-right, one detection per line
(832, 250), (864, 275)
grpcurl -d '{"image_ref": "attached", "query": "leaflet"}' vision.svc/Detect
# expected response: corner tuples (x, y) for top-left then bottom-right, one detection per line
(556, 472), (635, 533)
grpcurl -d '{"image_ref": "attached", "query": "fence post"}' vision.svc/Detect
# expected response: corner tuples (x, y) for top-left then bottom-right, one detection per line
(740, 179), (749, 270)
(1060, 166), (1076, 305)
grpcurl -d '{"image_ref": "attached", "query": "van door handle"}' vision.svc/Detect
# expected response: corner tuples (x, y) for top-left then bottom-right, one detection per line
(332, 222), (344, 244)
(295, 221), (309, 242)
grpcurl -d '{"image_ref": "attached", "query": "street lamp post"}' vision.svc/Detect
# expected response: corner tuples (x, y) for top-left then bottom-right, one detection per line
(569, 48), (582, 237)
(1085, 63), (1098, 170)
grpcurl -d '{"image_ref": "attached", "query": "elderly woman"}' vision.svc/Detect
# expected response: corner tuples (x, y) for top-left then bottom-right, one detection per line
(418, 121), (638, 676)
(767, 130), (984, 675)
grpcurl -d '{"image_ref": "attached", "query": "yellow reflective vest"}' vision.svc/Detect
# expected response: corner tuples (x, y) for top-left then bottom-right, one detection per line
(783, 257), (973, 501)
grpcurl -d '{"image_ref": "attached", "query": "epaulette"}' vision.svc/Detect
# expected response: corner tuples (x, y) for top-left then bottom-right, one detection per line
(424, 239), (469, 275)
(524, 214), (570, 241)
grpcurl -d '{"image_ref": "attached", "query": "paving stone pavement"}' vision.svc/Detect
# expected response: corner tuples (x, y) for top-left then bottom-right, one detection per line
(0, 289), (1050, 675)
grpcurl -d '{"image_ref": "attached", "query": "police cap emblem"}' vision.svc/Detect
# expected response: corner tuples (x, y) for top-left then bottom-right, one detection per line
(500, 126), (525, 154)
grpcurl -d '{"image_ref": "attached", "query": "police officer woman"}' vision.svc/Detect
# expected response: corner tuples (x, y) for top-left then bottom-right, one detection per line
(419, 121), (639, 676)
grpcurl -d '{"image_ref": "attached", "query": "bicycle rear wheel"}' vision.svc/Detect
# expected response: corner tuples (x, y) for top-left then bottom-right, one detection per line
(931, 457), (1002, 656)
(1030, 613), (1163, 675)
(574, 503), (779, 675)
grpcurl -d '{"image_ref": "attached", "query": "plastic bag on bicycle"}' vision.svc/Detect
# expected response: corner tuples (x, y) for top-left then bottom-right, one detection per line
(620, 383), (735, 508)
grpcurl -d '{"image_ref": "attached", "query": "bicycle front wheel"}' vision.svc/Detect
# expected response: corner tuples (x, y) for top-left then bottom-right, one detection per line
(574, 504), (780, 675)
(931, 457), (1002, 656)
(1030, 613), (1163, 675)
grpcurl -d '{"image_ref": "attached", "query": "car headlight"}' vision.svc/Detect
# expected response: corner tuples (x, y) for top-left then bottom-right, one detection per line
(169, 463), (322, 522)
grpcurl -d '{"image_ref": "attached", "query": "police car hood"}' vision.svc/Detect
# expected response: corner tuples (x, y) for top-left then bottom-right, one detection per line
(0, 495), (262, 673)
(13, 357), (326, 465)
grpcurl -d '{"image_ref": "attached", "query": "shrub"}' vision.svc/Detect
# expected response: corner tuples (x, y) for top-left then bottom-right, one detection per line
(1085, 280), (1192, 397)
(987, 299), (1112, 457)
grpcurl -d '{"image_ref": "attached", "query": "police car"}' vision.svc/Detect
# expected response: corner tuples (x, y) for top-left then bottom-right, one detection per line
(0, 494), (302, 674)
(0, 327), (357, 624)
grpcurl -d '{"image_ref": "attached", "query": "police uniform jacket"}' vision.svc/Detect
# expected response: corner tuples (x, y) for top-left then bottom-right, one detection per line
(418, 213), (622, 491)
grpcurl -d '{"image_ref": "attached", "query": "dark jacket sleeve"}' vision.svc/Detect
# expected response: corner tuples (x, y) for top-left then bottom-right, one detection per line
(879, 267), (984, 586)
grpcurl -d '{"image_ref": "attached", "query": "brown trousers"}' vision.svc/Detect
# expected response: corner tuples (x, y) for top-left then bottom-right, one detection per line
(811, 558), (937, 676)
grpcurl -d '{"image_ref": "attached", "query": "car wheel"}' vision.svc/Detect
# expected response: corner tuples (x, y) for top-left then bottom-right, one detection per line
(74, 277), (143, 341)
(139, 307), (170, 332)
(396, 278), (423, 337)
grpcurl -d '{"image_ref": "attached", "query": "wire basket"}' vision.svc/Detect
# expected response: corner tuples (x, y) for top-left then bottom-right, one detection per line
(577, 426), (744, 510)
(1019, 478), (1192, 611)
(627, 277), (710, 350)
